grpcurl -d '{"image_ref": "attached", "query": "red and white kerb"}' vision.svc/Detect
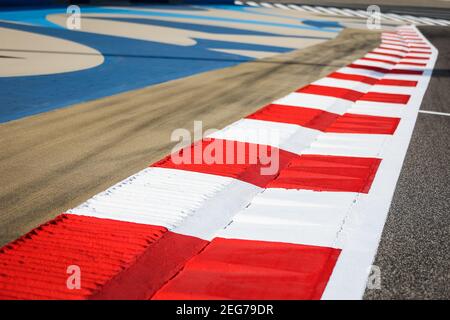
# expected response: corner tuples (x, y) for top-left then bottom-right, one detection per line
(0, 26), (437, 300)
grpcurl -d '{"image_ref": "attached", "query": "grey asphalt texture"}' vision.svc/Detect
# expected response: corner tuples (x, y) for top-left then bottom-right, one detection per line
(364, 26), (450, 300)
(269, 1), (450, 20)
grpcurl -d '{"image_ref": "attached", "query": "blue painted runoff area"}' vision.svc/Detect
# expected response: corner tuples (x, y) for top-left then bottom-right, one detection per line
(0, 5), (342, 123)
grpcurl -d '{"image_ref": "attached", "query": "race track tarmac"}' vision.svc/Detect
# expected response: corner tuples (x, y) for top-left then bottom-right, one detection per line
(364, 26), (450, 299)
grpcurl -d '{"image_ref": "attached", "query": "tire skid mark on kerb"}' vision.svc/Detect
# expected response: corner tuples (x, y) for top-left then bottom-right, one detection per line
(0, 26), (436, 300)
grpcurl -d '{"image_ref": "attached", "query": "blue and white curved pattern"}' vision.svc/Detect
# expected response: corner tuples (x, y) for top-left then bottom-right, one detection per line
(0, 4), (346, 123)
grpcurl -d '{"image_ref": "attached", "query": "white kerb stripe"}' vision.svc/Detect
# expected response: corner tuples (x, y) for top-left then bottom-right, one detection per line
(313, 77), (373, 93)
(246, 1), (260, 7)
(301, 5), (323, 14)
(380, 13), (403, 22)
(207, 118), (319, 155)
(327, 7), (355, 17)
(342, 9), (367, 18)
(369, 84), (415, 95)
(315, 6), (338, 15)
(216, 189), (358, 248)
(364, 53), (400, 62)
(347, 101), (405, 118)
(355, 10), (371, 17)
(301, 132), (389, 158)
(273, 3), (290, 10)
(373, 48), (407, 56)
(352, 58), (394, 69)
(274, 92), (354, 115)
(287, 4), (305, 11)
(338, 66), (386, 79)
(69, 167), (262, 240)
(382, 73), (424, 81)
(260, 2), (274, 8)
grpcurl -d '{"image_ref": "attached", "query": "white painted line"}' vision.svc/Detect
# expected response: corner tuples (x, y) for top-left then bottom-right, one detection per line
(435, 19), (450, 26)
(419, 110), (450, 117)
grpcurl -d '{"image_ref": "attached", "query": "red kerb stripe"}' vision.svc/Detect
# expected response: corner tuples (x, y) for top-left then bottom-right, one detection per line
(246, 104), (339, 131)
(348, 63), (389, 74)
(248, 105), (400, 135)
(152, 139), (295, 188)
(153, 140), (382, 193)
(376, 79), (418, 87)
(403, 56), (429, 60)
(267, 155), (381, 193)
(296, 84), (364, 102)
(152, 238), (341, 300)
(398, 61), (426, 66)
(360, 91), (411, 104)
(390, 69), (423, 75)
(326, 113), (400, 134)
(0, 215), (167, 299)
(408, 50), (431, 54)
(408, 45), (430, 49)
(327, 72), (378, 85)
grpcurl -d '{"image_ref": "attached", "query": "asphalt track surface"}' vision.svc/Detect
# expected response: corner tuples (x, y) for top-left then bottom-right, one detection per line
(269, 0), (450, 20)
(364, 26), (450, 299)
(0, 28), (379, 247)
